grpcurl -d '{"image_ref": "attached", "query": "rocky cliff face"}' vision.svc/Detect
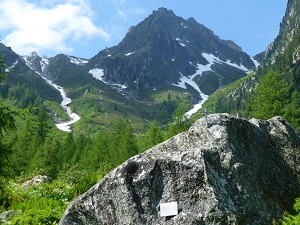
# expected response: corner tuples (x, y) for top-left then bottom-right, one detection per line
(59, 114), (300, 225)
(264, 0), (300, 63)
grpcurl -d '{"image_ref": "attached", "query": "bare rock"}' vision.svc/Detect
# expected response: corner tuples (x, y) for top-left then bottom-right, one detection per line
(0, 210), (20, 223)
(59, 114), (300, 224)
(22, 175), (52, 190)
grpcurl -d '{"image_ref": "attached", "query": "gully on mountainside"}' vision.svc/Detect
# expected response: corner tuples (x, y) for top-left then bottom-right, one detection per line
(43, 78), (80, 132)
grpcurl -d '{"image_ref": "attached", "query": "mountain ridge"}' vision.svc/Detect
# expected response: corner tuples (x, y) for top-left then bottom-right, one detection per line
(86, 7), (256, 96)
(1, 7), (260, 132)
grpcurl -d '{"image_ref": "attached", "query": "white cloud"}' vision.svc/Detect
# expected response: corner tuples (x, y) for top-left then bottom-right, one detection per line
(116, 7), (146, 21)
(0, 0), (110, 55)
(117, 9), (129, 21)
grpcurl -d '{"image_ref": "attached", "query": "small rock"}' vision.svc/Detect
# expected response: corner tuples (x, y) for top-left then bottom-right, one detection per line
(22, 175), (52, 190)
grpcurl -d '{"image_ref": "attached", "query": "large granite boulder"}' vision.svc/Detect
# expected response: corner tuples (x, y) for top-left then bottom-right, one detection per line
(59, 114), (300, 224)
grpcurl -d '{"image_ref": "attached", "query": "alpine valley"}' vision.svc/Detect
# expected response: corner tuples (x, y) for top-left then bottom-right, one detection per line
(1, 1), (300, 224)
(1, 7), (257, 133)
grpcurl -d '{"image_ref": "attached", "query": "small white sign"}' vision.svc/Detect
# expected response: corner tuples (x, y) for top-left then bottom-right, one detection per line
(160, 202), (178, 217)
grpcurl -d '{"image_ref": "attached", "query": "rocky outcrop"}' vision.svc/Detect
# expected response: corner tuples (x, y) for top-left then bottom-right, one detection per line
(59, 114), (300, 225)
(22, 175), (52, 190)
(0, 210), (19, 223)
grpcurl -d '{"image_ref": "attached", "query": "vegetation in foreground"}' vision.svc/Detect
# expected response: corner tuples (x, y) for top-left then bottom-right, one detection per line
(0, 52), (191, 223)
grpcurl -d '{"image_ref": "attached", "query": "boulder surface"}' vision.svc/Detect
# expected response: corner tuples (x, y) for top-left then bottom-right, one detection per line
(59, 114), (300, 225)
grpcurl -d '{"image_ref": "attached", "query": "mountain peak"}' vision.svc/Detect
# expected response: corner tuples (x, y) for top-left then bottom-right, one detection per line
(30, 51), (39, 57)
(153, 7), (175, 16)
(88, 8), (255, 97)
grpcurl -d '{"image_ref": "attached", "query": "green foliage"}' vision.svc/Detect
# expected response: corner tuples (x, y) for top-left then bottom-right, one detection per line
(7, 84), (42, 109)
(280, 198), (300, 225)
(166, 101), (191, 138)
(0, 103), (15, 136)
(108, 118), (138, 165)
(250, 71), (291, 120)
(71, 173), (99, 197)
(0, 55), (16, 188)
(10, 208), (62, 225)
(143, 120), (164, 150)
(43, 100), (68, 121)
(5, 181), (72, 225)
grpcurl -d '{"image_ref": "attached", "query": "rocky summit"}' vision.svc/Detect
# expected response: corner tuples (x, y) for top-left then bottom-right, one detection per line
(59, 114), (300, 225)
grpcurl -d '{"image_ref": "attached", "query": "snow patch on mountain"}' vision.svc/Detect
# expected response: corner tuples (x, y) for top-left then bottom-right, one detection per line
(41, 77), (80, 132)
(5, 60), (18, 72)
(174, 53), (215, 94)
(176, 38), (188, 47)
(174, 52), (251, 93)
(89, 68), (105, 81)
(185, 95), (209, 118)
(125, 52), (135, 56)
(89, 68), (127, 89)
(40, 58), (49, 72)
(225, 59), (251, 73)
(67, 56), (88, 65)
(252, 58), (260, 68)
(174, 52), (253, 117)
(48, 81), (80, 132)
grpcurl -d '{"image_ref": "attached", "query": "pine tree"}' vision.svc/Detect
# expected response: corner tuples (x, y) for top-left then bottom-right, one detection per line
(41, 137), (61, 178)
(0, 55), (15, 182)
(11, 118), (33, 175)
(108, 118), (138, 166)
(144, 120), (163, 149)
(250, 71), (291, 119)
(166, 101), (190, 138)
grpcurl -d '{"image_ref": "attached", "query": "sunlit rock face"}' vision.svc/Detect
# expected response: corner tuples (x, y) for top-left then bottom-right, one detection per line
(59, 114), (300, 225)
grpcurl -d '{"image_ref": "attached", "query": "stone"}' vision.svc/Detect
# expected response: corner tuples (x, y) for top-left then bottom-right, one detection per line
(0, 210), (19, 223)
(59, 114), (300, 225)
(22, 175), (52, 190)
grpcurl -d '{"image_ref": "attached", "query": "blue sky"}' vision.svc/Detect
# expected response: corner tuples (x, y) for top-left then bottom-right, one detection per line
(0, 0), (287, 58)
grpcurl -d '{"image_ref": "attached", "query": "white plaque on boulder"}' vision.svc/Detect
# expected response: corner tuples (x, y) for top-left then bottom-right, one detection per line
(160, 202), (178, 217)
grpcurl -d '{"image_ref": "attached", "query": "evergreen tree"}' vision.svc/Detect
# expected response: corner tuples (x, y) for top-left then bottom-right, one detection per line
(108, 118), (138, 166)
(79, 131), (109, 171)
(284, 90), (300, 130)
(166, 101), (190, 138)
(72, 134), (90, 164)
(250, 71), (291, 120)
(41, 137), (61, 178)
(11, 118), (33, 175)
(144, 120), (163, 149)
(61, 133), (76, 165)
(36, 107), (50, 142)
(0, 55), (15, 182)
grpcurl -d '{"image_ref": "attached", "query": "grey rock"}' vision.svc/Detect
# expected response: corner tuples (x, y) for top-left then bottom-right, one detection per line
(22, 175), (52, 190)
(59, 114), (300, 225)
(0, 210), (19, 223)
